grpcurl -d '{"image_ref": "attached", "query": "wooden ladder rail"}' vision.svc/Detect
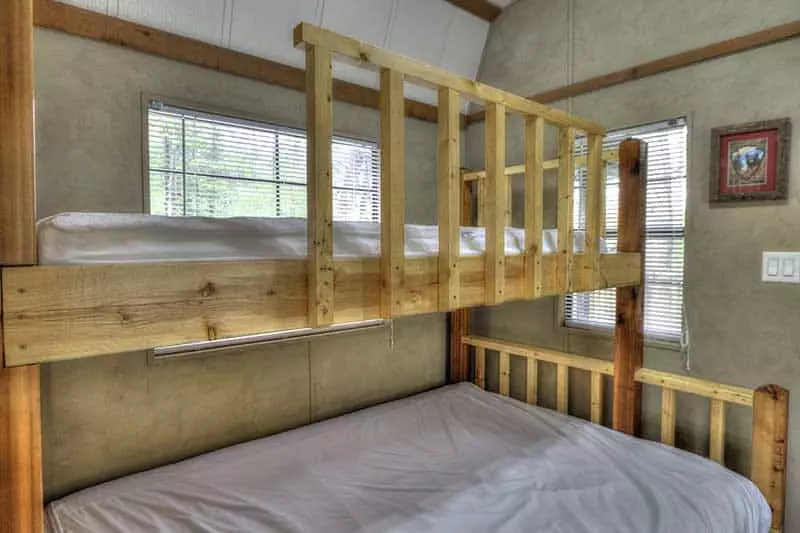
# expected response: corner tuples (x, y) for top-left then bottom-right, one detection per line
(0, 0), (44, 531)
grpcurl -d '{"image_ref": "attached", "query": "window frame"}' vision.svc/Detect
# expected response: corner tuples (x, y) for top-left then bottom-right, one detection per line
(559, 117), (689, 351)
(141, 94), (381, 221)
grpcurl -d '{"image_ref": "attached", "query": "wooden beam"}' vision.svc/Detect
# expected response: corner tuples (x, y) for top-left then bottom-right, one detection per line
(484, 102), (507, 305)
(660, 388), (677, 446)
(294, 23), (606, 134)
(709, 398), (726, 464)
(524, 116), (544, 298)
(751, 385), (789, 533)
(0, 1), (43, 531)
(590, 371), (603, 424)
(498, 351), (510, 396)
(443, 0), (502, 22)
(380, 68), (405, 318)
(461, 149), (619, 181)
(306, 45), (334, 327)
(474, 346), (486, 389)
(584, 133), (604, 287)
(447, 178), (475, 383)
(635, 368), (754, 407)
(612, 139), (646, 436)
(557, 127), (576, 292)
(466, 20), (800, 123)
(438, 88), (461, 311)
(556, 364), (569, 414)
(525, 359), (538, 405)
(32, 0), (444, 125)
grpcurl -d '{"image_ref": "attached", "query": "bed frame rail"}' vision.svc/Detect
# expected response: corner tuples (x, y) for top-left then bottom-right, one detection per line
(462, 335), (788, 533)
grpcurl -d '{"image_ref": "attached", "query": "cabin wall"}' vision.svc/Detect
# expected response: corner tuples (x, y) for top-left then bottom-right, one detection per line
(466, 0), (800, 526)
(34, 28), (446, 501)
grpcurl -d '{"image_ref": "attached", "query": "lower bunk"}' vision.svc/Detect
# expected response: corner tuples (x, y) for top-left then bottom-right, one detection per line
(46, 381), (771, 533)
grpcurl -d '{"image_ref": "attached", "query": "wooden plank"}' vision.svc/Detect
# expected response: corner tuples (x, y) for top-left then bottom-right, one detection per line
(306, 45), (335, 327)
(526, 359), (538, 405)
(557, 127), (576, 292)
(484, 102), (507, 305)
(438, 88), (460, 311)
(466, 21), (800, 122)
(590, 371), (603, 424)
(751, 385), (789, 533)
(447, 177), (475, 383)
(498, 351), (510, 396)
(461, 149), (619, 181)
(635, 368), (754, 407)
(612, 139), (646, 436)
(556, 364), (569, 414)
(294, 23), (606, 134)
(524, 116), (545, 298)
(709, 398), (726, 464)
(443, 0), (502, 22)
(584, 133), (604, 288)
(474, 346), (486, 389)
(2, 253), (642, 366)
(476, 179), (485, 226)
(661, 388), (677, 446)
(33, 0), (445, 125)
(506, 180), (513, 227)
(380, 68), (405, 318)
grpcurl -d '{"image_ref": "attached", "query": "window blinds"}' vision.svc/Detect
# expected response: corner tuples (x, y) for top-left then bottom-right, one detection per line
(565, 118), (688, 342)
(147, 102), (380, 222)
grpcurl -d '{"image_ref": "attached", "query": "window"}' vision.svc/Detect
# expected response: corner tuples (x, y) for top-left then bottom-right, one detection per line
(564, 118), (688, 343)
(146, 101), (380, 221)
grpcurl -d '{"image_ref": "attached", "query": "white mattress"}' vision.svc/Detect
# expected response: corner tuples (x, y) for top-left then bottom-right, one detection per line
(46, 383), (769, 533)
(36, 212), (601, 265)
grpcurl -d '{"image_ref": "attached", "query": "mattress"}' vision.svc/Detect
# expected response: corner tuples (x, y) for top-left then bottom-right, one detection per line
(36, 212), (602, 265)
(46, 383), (770, 533)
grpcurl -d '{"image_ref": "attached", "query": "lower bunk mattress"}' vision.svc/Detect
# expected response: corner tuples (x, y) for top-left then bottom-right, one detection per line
(36, 212), (602, 265)
(45, 383), (769, 533)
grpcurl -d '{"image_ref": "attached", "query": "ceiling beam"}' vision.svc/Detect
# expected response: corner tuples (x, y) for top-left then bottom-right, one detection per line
(33, 0), (457, 125)
(444, 0), (502, 22)
(467, 19), (800, 123)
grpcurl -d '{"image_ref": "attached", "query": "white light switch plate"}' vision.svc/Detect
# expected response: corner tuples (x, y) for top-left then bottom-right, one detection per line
(762, 252), (800, 283)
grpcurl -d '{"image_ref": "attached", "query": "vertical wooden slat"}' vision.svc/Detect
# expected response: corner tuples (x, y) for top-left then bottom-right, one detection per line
(751, 385), (789, 533)
(474, 346), (486, 390)
(448, 178), (474, 383)
(524, 116), (545, 298)
(661, 388), (677, 446)
(557, 127), (576, 292)
(476, 179), (485, 226)
(306, 45), (334, 327)
(506, 178), (513, 227)
(709, 398), (726, 464)
(590, 371), (603, 424)
(526, 359), (538, 405)
(498, 351), (510, 396)
(438, 87), (460, 311)
(484, 103), (506, 305)
(0, 1), (43, 531)
(584, 133), (604, 288)
(379, 68), (405, 318)
(556, 364), (569, 414)
(612, 139), (646, 436)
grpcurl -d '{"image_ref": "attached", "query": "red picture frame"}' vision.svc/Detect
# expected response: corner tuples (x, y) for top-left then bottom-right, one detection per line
(710, 118), (791, 203)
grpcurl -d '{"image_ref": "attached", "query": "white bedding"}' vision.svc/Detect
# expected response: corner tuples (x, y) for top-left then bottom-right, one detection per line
(46, 383), (769, 533)
(37, 212), (601, 265)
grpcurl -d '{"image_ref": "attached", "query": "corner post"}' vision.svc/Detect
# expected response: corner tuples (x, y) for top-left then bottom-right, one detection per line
(751, 385), (789, 533)
(0, 0), (44, 530)
(612, 138), (646, 435)
(437, 88), (460, 312)
(447, 176), (473, 383)
(305, 44), (334, 328)
(484, 102), (506, 305)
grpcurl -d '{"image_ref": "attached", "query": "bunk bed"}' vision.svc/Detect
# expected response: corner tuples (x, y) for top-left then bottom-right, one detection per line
(0, 3), (788, 532)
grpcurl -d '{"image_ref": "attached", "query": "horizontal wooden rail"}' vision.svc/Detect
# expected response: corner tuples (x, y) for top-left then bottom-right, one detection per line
(462, 149), (619, 181)
(293, 23), (605, 134)
(634, 368), (754, 407)
(463, 336), (614, 375)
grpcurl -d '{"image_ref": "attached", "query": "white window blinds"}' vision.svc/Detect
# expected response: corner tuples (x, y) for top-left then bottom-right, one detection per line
(565, 118), (688, 342)
(147, 101), (380, 222)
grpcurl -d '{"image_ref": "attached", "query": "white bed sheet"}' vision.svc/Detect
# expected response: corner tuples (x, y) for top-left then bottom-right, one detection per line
(46, 383), (769, 533)
(37, 212), (602, 265)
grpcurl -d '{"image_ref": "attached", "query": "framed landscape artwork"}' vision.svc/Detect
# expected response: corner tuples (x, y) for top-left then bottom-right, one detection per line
(710, 118), (791, 203)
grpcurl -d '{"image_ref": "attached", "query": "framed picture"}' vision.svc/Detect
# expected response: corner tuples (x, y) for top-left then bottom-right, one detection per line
(710, 118), (791, 203)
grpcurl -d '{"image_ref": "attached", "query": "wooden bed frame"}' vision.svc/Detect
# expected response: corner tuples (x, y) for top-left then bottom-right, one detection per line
(0, 2), (787, 532)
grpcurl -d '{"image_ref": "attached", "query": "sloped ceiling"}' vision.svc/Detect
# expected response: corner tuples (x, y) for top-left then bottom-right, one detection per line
(55, 0), (499, 108)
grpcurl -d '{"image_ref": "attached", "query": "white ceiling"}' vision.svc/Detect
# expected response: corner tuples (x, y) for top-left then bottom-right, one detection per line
(56, 0), (494, 108)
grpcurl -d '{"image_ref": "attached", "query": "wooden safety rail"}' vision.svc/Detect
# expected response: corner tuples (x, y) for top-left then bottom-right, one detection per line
(462, 335), (789, 533)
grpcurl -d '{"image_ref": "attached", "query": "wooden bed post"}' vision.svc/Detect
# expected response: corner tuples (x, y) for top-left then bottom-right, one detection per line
(448, 178), (474, 383)
(0, 0), (44, 531)
(751, 385), (789, 533)
(612, 139), (646, 435)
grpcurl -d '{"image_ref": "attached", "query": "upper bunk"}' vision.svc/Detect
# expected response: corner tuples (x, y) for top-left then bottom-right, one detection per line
(0, 23), (644, 367)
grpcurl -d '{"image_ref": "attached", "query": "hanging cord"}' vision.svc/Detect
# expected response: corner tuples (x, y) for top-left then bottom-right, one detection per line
(680, 303), (691, 372)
